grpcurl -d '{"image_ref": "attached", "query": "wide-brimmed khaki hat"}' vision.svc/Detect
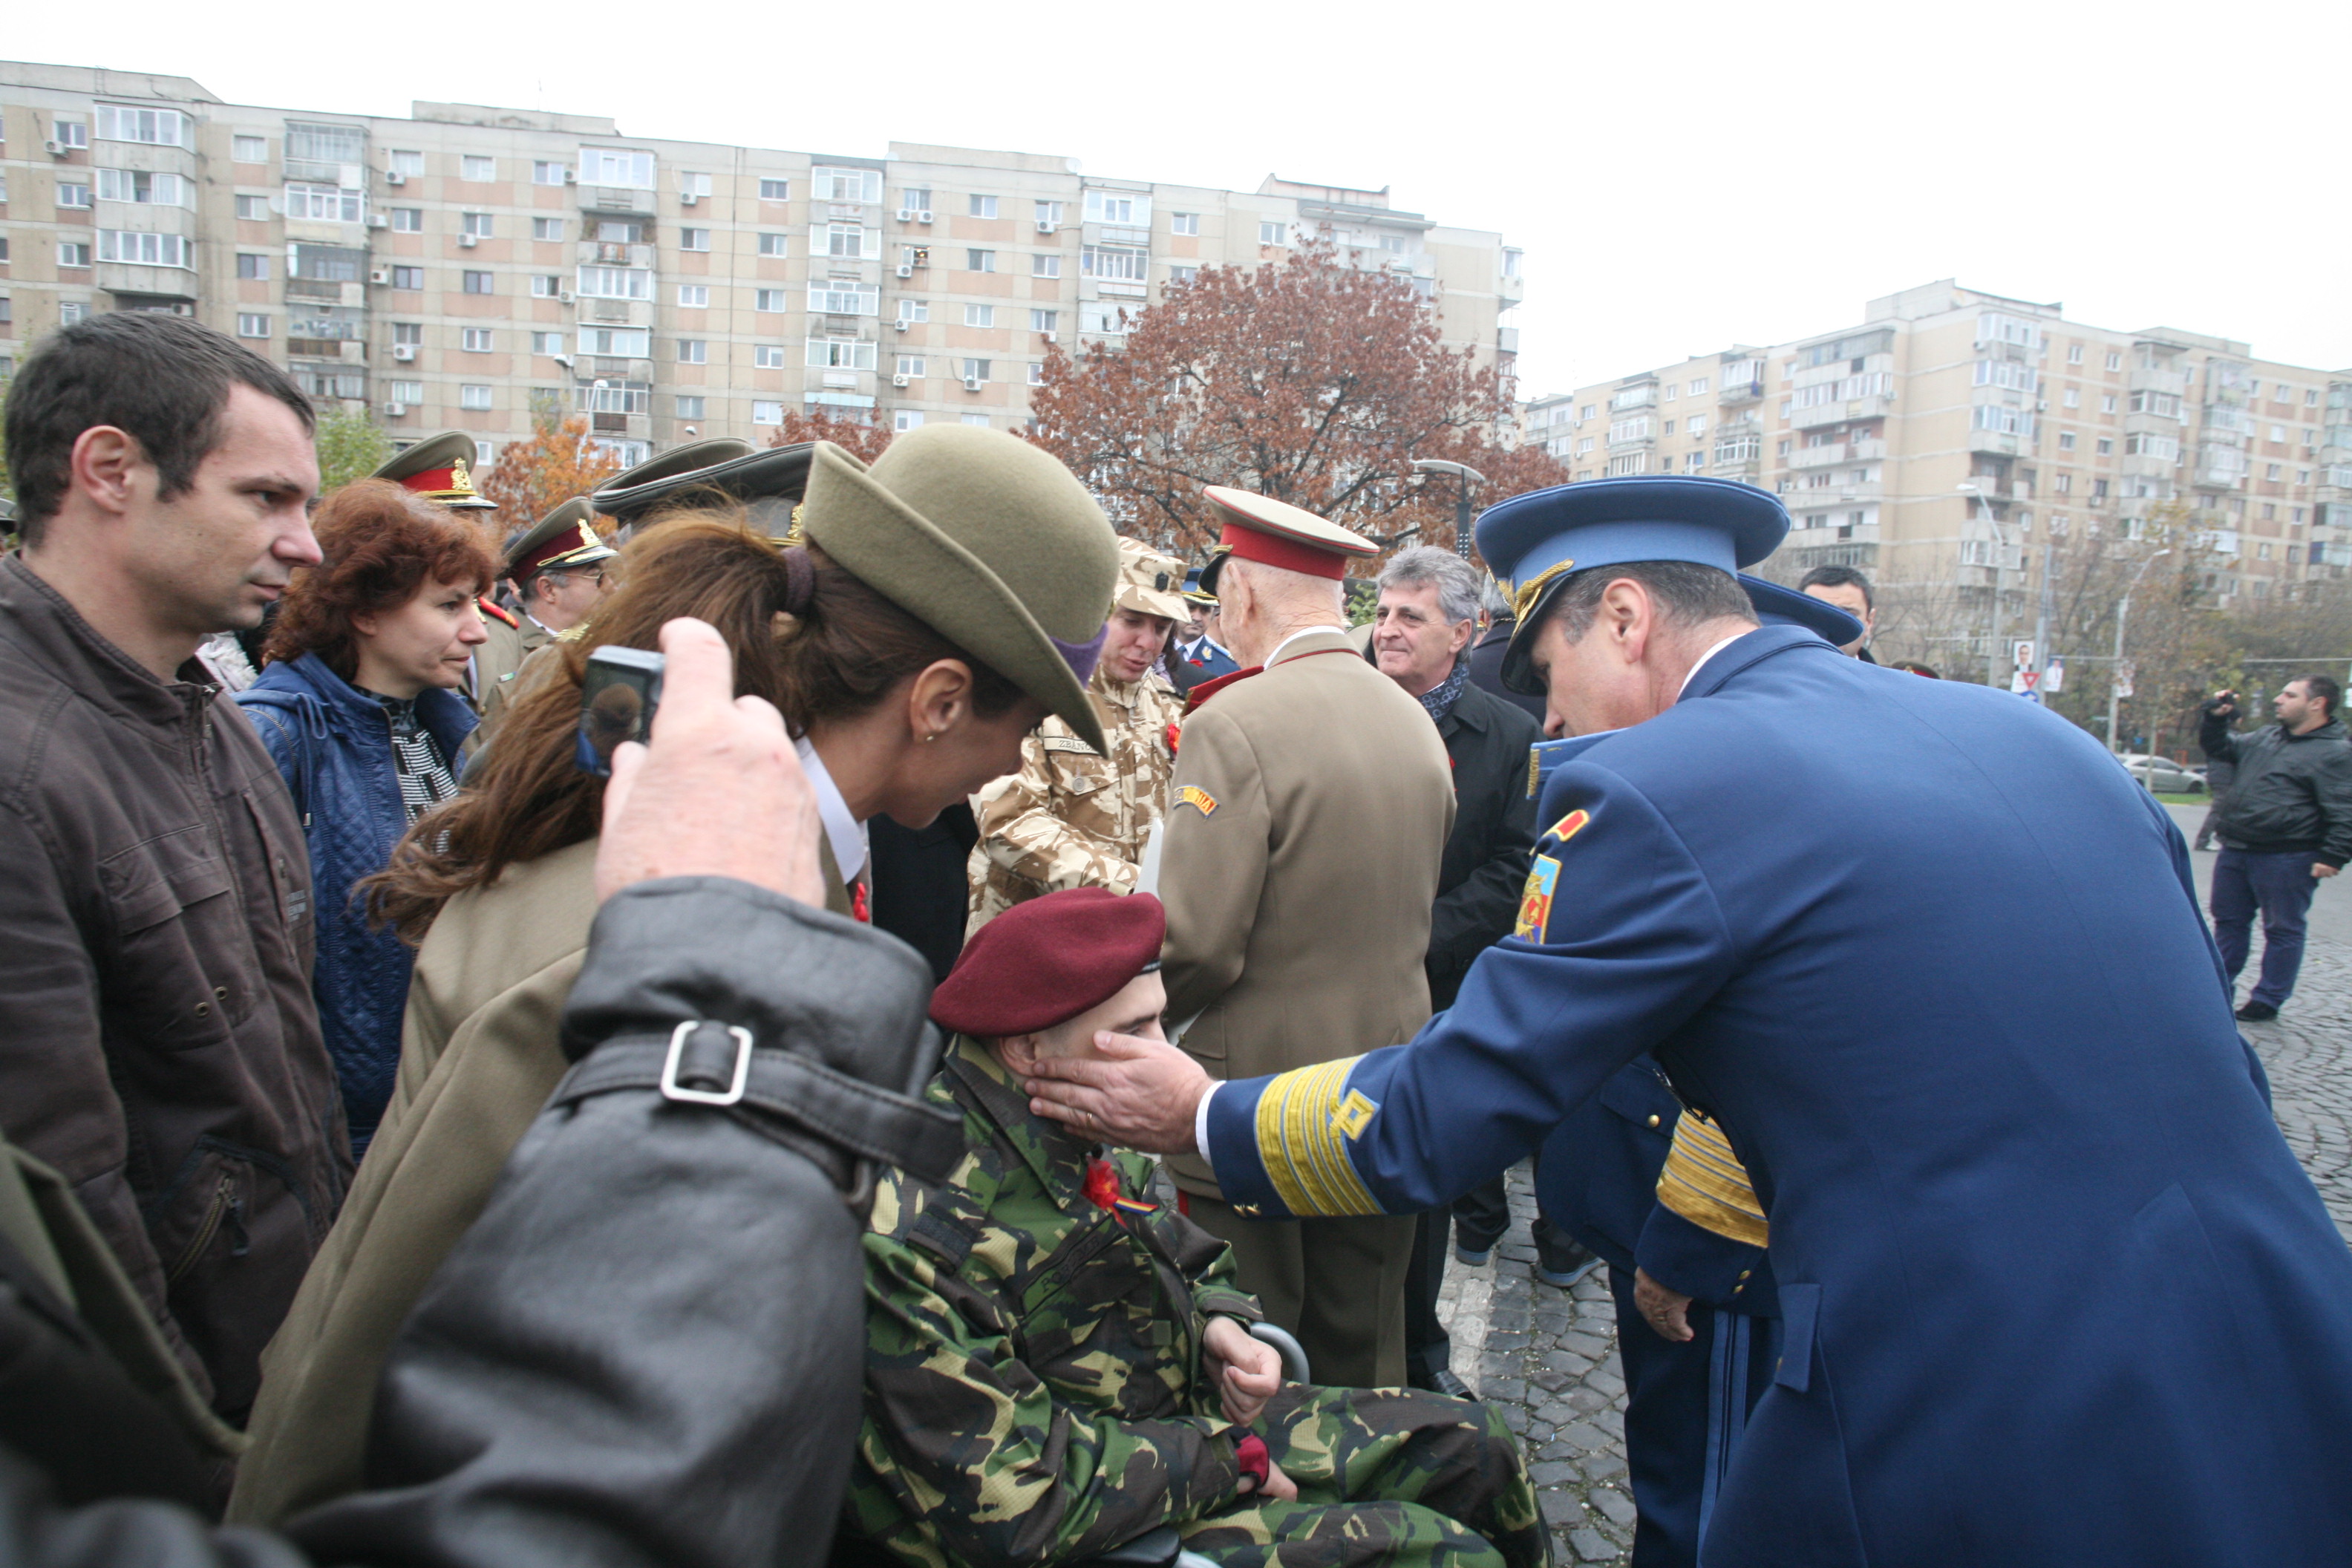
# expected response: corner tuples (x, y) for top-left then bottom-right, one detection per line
(800, 427), (1121, 754)
(1114, 538), (1191, 622)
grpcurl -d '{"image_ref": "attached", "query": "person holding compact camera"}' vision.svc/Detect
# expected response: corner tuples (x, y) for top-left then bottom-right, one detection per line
(230, 425), (1122, 1528)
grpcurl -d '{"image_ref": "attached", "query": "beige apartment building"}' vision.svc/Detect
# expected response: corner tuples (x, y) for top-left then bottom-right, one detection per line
(1523, 281), (2352, 636)
(0, 61), (1524, 476)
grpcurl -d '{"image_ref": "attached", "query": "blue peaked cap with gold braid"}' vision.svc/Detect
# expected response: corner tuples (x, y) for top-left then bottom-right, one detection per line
(1474, 475), (1791, 695)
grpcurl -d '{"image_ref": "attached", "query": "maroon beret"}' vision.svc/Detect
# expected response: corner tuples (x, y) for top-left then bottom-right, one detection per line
(930, 888), (1166, 1039)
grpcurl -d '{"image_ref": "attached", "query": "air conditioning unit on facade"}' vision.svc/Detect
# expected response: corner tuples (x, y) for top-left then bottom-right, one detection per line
(369, 268), (391, 284)
(392, 343), (416, 361)
(895, 264), (913, 278)
(564, 169), (578, 183)
(895, 209), (917, 222)
(558, 289), (575, 303)
(963, 376), (983, 393)
(1041, 330), (1057, 344)
(682, 192), (699, 206)
(385, 171), (405, 186)
(893, 320), (909, 333)
(892, 373), (910, 388)
(368, 214), (388, 229)
(460, 233), (478, 248)
(916, 209), (932, 223)
(384, 402), (407, 416)
(45, 139), (65, 157)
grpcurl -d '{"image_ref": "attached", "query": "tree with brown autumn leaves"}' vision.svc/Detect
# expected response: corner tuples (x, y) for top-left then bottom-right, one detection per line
(1025, 240), (1564, 560)
(475, 414), (627, 537)
(765, 407), (893, 463)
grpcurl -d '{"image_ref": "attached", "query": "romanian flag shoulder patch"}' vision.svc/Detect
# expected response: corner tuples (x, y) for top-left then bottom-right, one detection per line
(1178, 785), (1219, 817)
(1515, 856), (1561, 941)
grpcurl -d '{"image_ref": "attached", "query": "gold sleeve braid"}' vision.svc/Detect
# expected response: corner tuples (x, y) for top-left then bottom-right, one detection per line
(1655, 1109), (1770, 1248)
(1252, 1059), (1383, 1218)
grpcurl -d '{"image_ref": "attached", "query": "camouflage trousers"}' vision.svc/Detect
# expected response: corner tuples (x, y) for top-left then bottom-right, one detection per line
(1176, 1385), (1549, 1568)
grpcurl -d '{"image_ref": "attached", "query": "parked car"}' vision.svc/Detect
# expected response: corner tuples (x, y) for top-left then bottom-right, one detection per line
(2121, 754), (2206, 794)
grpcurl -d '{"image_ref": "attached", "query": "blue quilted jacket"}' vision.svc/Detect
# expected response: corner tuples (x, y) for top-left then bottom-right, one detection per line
(235, 655), (476, 1154)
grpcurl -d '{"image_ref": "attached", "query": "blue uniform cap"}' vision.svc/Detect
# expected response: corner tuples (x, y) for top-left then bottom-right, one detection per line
(1474, 476), (1790, 695)
(1741, 574), (1863, 645)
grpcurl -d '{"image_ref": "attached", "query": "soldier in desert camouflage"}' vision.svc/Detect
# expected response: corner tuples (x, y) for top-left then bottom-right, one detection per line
(966, 538), (1191, 934)
(845, 889), (1546, 1568)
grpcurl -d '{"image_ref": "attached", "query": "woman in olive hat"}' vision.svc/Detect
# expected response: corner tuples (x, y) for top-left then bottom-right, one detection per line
(229, 426), (1122, 1527)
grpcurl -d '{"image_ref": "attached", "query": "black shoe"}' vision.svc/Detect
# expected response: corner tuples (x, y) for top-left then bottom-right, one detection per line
(2235, 1002), (2278, 1022)
(1536, 1238), (1604, 1290)
(1453, 1236), (1501, 1267)
(1409, 1366), (1477, 1400)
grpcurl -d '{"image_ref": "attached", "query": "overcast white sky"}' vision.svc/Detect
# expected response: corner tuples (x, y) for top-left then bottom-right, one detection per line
(19, 0), (2350, 393)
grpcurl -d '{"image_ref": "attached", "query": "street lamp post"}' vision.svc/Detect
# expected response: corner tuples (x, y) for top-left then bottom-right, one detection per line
(1411, 458), (1489, 560)
(1956, 481), (2010, 688)
(2106, 548), (2172, 755)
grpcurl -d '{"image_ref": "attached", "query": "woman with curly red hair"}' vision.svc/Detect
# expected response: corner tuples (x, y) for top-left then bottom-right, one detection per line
(234, 479), (494, 1154)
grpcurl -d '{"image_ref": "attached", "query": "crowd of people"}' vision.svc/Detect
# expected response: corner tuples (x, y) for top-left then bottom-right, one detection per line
(4, 310), (2352, 1568)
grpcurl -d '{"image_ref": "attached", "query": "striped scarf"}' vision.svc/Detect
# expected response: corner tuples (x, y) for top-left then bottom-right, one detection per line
(374, 694), (460, 823)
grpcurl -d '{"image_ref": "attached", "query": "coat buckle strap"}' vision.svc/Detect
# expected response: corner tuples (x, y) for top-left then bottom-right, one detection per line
(659, 1020), (754, 1106)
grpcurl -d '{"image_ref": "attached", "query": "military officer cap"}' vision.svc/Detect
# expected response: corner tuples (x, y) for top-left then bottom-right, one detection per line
(1114, 538), (1192, 622)
(801, 425), (1123, 757)
(1742, 574), (1862, 644)
(589, 437), (762, 528)
(1195, 486), (1377, 596)
(1474, 475), (1790, 694)
(1181, 564), (1218, 607)
(929, 888), (1165, 1039)
(373, 430), (497, 511)
(504, 497), (617, 583)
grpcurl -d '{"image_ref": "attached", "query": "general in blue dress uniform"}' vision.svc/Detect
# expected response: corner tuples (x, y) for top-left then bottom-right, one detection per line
(1186, 478), (2352, 1565)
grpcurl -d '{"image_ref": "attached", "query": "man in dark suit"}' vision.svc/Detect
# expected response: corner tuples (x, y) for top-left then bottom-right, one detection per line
(1368, 548), (1556, 1396)
(1034, 475), (2352, 1567)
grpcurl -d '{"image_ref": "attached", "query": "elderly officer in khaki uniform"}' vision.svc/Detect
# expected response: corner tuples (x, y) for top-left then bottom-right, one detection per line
(967, 538), (1190, 932)
(1160, 488), (1455, 1388)
(469, 498), (616, 751)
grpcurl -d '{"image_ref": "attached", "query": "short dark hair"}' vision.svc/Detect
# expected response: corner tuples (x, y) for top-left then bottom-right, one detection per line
(1547, 560), (1756, 645)
(264, 480), (495, 682)
(1797, 564), (1874, 610)
(2291, 674), (2342, 720)
(4, 312), (314, 545)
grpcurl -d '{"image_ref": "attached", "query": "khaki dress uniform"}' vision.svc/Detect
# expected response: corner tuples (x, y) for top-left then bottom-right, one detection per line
(232, 423), (1125, 1526)
(967, 538), (1192, 933)
(1159, 491), (1455, 1388)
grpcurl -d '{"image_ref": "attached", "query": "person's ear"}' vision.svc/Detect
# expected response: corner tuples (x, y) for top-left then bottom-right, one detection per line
(349, 608), (381, 639)
(996, 1033), (1040, 1075)
(70, 426), (144, 518)
(906, 659), (975, 740)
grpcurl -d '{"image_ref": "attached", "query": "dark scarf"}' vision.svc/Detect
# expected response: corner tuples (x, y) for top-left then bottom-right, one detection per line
(1418, 662), (1471, 722)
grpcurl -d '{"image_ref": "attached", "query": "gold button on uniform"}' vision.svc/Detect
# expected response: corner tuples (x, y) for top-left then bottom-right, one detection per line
(1646, 1114), (1662, 1128)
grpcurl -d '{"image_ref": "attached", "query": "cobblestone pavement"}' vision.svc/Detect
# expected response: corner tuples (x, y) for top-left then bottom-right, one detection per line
(1434, 925), (2352, 1565)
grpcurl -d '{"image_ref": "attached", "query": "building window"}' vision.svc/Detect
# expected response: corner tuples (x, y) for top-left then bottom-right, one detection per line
(529, 275), (561, 296)
(2092, 479), (2109, 500)
(894, 411), (924, 433)
(1689, 377), (1710, 396)
(283, 183), (364, 223)
(811, 166), (880, 203)
(1027, 362), (1045, 386)
(2067, 344), (2084, 365)
(677, 339), (708, 363)
(236, 313), (270, 339)
(757, 345), (788, 368)
(56, 182), (92, 209)
(460, 384), (493, 411)
(2060, 388), (2080, 408)
(807, 340), (875, 370)
(463, 327), (494, 352)
(1082, 244), (1148, 283)
(960, 359), (990, 382)
(899, 186), (932, 215)
(388, 207), (421, 232)
(94, 105), (190, 147)
(961, 414), (990, 428)
(762, 232), (795, 257)
(1031, 309), (1059, 333)
(966, 249), (996, 272)
(389, 149), (423, 176)
(532, 160), (566, 186)
(760, 177), (791, 201)
(58, 301), (88, 325)
(232, 134), (267, 163)
(2096, 437), (2113, 455)
(1035, 200), (1064, 227)
(679, 284), (710, 307)
(676, 394), (706, 419)
(756, 289), (790, 312)
(680, 227), (709, 251)
(97, 168), (189, 205)
(969, 195), (999, 218)
(2106, 352), (2123, 370)
(578, 327), (651, 357)
(576, 266), (650, 299)
(803, 281), (877, 314)
(2099, 395), (2117, 414)
(1172, 212), (1200, 235)
(897, 300), (930, 324)
(1170, 265), (1199, 284)
(682, 173), (712, 199)
(463, 212), (494, 238)
(460, 156), (494, 181)
(463, 270), (494, 294)
(964, 304), (995, 327)
(818, 224), (876, 258)
(532, 331), (563, 355)
(97, 231), (192, 267)
(581, 148), (656, 188)
(1032, 254), (1062, 278)
(2059, 432), (2077, 451)
(235, 194), (269, 220)
(532, 217), (564, 241)
(895, 355), (925, 377)
(238, 252), (270, 280)
(1083, 190), (1150, 225)
(391, 265), (423, 290)
(752, 401), (784, 425)
(389, 380), (422, 404)
(1259, 220), (1287, 245)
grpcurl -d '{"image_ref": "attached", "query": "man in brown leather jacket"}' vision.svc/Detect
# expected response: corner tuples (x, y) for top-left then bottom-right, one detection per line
(0, 314), (349, 1424)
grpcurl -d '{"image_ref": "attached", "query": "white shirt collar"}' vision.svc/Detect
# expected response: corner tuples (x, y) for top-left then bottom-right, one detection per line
(1677, 629), (1757, 700)
(525, 612), (561, 638)
(794, 736), (868, 884)
(1266, 624), (1350, 665)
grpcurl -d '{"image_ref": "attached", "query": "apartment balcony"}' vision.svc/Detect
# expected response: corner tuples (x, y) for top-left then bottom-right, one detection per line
(2322, 425), (2352, 460)
(589, 411), (652, 439)
(2127, 368), (2187, 398)
(97, 263), (197, 302)
(578, 297), (653, 328)
(1788, 443), (1846, 471)
(286, 337), (368, 364)
(2192, 453), (2247, 490)
(2118, 452), (2176, 480)
(580, 241), (655, 269)
(1608, 434), (1656, 454)
(1850, 438), (1887, 460)
(2122, 411), (2180, 440)
(580, 185), (658, 217)
(1793, 393), (1895, 431)
(1496, 327), (1520, 354)
(288, 278), (368, 307)
(1717, 379), (1765, 406)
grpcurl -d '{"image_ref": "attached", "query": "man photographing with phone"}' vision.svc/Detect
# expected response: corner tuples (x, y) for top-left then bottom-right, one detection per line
(2199, 678), (2352, 1021)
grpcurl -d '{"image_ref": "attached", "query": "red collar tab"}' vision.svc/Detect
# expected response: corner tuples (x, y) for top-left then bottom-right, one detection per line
(1184, 664), (1264, 713)
(477, 596), (517, 628)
